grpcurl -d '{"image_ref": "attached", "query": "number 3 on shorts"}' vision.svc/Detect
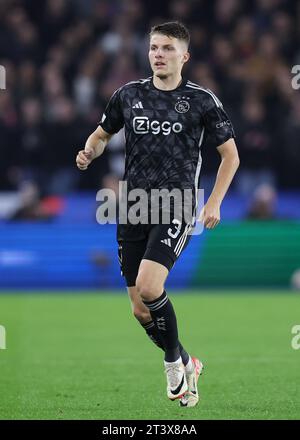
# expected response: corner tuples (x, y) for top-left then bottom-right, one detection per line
(167, 219), (182, 239)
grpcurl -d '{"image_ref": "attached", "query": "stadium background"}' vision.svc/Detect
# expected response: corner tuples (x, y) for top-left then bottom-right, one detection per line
(0, 0), (300, 420)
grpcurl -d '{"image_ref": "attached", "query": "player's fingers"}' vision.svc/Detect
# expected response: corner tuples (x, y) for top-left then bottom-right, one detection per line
(83, 150), (93, 160)
(210, 218), (219, 229)
(204, 215), (213, 228)
(76, 155), (88, 170)
(76, 160), (87, 168)
(205, 216), (217, 229)
(213, 217), (220, 227)
(76, 152), (90, 166)
(78, 151), (90, 162)
(77, 164), (88, 170)
(76, 157), (87, 165)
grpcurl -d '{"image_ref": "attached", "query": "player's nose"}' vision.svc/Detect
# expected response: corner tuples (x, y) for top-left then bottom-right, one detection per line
(155, 48), (164, 58)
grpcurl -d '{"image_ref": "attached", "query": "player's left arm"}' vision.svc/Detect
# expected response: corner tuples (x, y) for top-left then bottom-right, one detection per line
(199, 138), (240, 229)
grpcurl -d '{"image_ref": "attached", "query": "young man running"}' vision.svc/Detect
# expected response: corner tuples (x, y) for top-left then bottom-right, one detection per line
(76, 21), (239, 407)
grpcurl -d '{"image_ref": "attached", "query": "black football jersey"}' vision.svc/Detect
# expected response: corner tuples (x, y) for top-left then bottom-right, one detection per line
(99, 77), (235, 214)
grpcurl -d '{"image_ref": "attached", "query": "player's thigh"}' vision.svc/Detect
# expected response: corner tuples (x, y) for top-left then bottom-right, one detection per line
(118, 239), (147, 287)
(143, 218), (193, 273)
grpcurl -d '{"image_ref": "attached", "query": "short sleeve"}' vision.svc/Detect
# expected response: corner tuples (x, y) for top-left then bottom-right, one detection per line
(202, 91), (235, 148)
(99, 88), (124, 134)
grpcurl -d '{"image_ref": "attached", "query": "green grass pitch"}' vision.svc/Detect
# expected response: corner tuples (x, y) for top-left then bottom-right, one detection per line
(0, 291), (299, 420)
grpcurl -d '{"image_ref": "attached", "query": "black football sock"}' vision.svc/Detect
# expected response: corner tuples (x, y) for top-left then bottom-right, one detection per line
(179, 343), (190, 366)
(142, 291), (180, 362)
(142, 321), (164, 350)
(141, 320), (190, 365)
(142, 321), (191, 367)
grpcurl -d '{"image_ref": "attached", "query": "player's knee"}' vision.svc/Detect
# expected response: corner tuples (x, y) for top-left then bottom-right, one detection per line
(132, 307), (151, 324)
(135, 276), (161, 302)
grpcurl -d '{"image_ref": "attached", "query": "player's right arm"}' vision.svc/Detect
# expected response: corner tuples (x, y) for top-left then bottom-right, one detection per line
(76, 86), (124, 170)
(76, 126), (113, 171)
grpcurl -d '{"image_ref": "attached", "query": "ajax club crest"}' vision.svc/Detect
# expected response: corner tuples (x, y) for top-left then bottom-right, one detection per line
(175, 97), (190, 114)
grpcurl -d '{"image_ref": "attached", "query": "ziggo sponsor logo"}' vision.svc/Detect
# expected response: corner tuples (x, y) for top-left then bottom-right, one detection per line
(133, 117), (183, 135)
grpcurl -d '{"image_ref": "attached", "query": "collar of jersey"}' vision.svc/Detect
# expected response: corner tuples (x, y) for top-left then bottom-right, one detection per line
(149, 76), (188, 92)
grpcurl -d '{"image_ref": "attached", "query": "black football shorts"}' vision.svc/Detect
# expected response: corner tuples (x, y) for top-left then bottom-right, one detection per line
(117, 218), (194, 287)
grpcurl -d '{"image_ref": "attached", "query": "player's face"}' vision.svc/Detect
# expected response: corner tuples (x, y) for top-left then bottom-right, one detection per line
(149, 34), (190, 79)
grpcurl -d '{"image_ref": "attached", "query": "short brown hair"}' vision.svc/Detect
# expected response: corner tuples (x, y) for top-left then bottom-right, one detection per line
(150, 21), (190, 47)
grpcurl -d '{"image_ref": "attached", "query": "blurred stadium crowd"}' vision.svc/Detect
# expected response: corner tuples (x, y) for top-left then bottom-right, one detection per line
(1, 0), (300, 208)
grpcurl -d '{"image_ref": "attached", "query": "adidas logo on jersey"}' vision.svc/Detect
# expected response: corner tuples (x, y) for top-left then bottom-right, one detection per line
(161, 238), (171, 247)
(132, 101), (143, 109)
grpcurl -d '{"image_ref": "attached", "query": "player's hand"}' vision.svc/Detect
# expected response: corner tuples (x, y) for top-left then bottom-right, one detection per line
(198, 199), (221, 229)
(76, 150), (94, 170)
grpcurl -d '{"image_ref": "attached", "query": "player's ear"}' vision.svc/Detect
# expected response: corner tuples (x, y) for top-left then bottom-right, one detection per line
(182, 52), (190, 64)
